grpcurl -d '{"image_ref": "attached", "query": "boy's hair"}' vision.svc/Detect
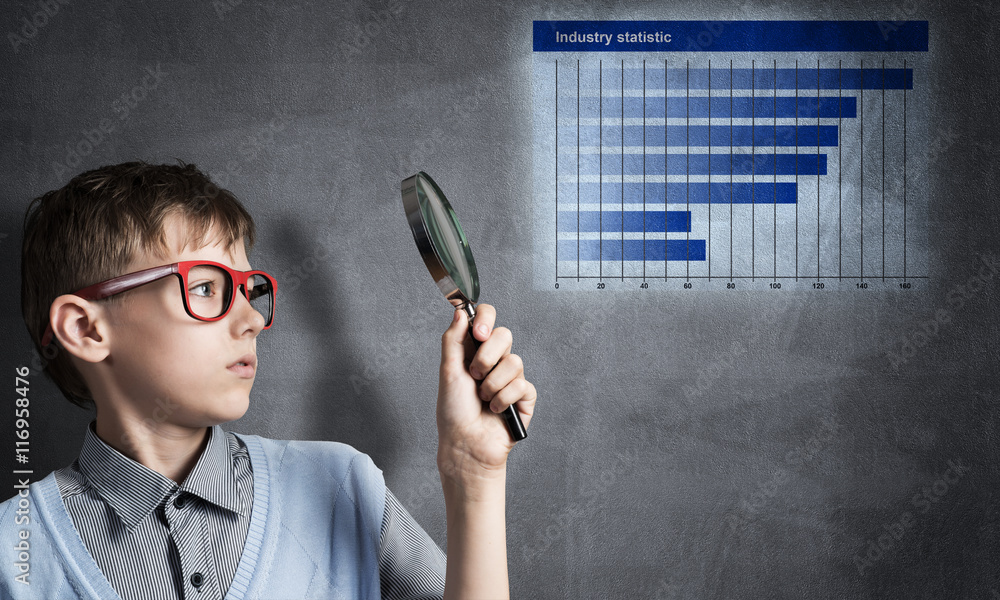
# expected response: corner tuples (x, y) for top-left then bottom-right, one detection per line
(21, 161), (256, 409)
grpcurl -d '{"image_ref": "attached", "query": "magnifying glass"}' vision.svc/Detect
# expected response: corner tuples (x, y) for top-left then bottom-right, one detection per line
(401, 172), (528, 442)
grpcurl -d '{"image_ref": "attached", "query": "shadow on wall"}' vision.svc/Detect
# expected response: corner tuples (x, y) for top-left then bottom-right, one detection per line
(1, 206), (95, 495)
(2, 209), (21, 345)
(270, 218), (402, 468)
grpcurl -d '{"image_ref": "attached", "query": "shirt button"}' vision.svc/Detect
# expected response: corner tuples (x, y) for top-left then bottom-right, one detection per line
(190, 572), (204, 588)
(174, 495), (186, 509)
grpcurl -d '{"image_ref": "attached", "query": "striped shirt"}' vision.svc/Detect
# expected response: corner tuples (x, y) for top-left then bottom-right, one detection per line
(53, 422), (446, 600)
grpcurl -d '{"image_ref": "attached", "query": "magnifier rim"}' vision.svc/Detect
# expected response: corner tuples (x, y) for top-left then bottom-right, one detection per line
(401, 172), (480, 305)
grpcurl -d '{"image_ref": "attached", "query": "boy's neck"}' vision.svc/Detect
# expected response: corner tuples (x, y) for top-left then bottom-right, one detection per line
(94, 416), (211, 484)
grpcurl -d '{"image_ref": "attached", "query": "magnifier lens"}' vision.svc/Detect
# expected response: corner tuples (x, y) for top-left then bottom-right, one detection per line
(414, 175), (479, 303)
(402, 172), (527, 443)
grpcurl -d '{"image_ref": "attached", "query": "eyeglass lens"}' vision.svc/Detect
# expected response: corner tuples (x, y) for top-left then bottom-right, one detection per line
(247, 273), (274, 325)
(186, 265), (273, 325)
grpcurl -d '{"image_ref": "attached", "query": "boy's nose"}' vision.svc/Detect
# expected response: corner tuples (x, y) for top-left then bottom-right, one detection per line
(231, 285), (266, 335)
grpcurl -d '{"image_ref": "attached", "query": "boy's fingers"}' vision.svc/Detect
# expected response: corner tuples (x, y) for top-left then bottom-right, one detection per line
(489, 379), (536, 425)
(469, 326), (512, 380)
(477, 352), (523, 401)
(440, 308), (470, 371)
(471, 303), (496, 342)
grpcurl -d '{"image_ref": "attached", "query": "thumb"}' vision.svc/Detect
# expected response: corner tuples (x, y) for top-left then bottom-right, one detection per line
(440, 308), (469, 371)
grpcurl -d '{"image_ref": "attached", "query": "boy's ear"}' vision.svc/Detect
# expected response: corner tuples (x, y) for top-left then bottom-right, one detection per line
(49, 295), (111, 363)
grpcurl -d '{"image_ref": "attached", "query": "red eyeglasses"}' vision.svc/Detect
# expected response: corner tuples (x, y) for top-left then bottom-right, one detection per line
(40, 261), (277, 347)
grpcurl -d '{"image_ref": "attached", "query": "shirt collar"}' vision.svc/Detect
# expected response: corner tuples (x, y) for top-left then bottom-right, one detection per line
(179, 423), (248, 517)
(77, 422), (247, 532)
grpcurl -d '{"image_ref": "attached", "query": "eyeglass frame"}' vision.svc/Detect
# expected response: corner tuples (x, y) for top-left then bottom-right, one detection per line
(40, 260), (277, 347)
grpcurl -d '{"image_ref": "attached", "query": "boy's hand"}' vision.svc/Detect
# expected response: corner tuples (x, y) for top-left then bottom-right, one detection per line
(437, 303), (535, 486)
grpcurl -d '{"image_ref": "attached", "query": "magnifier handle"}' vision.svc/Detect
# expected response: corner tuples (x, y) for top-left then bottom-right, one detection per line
(461, 304), (528, 442)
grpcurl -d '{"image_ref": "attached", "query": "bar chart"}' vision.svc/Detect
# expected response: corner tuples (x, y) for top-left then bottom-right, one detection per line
(531, 21), (930, 291)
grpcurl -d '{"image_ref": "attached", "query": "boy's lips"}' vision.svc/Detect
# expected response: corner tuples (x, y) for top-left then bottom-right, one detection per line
(228, 354), (257, 378)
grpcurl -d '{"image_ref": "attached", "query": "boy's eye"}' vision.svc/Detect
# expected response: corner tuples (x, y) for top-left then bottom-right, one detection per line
(190, 281), (215, 298)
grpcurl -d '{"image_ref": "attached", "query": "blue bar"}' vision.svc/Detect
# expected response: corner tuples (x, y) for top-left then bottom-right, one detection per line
(575, 182), (798, 204)
(558, 239), (707, 261)
(625, 96), (857, 119)
(590, 96), (623, 118)
(534, 21), (929, 52)
(587, 153), (827, 176)
(582, 125), (840, 147)
(559, 210), (691, 233)
(728, 153), (826, 176)
(583, 68), (912, 90)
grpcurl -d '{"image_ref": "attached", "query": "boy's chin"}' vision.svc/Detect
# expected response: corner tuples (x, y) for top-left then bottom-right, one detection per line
(201, 394), (251, 426)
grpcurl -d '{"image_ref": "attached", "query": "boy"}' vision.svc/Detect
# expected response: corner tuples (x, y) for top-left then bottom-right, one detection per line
(0, 162), (536, 599)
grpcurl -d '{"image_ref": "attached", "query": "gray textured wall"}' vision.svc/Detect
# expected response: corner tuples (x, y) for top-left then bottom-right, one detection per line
(1, 1), (998, 598)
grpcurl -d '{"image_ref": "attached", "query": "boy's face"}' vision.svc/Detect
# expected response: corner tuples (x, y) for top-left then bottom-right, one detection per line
(101, 213), (264, 429)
